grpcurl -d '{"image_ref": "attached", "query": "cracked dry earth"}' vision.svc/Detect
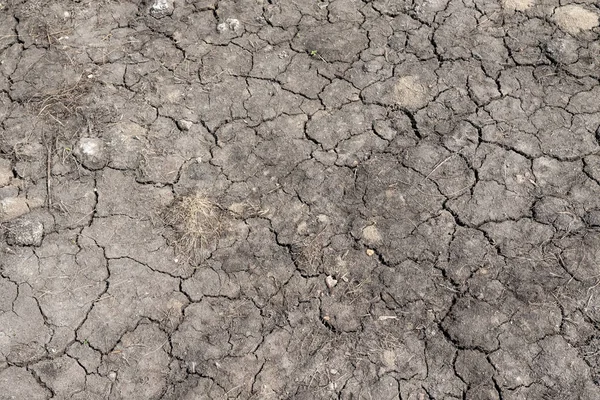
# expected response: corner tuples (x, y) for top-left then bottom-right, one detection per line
(2, 0), (600, 399)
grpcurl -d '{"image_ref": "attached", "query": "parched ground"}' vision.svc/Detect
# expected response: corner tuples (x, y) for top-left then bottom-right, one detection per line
(1, 0), (600, 398)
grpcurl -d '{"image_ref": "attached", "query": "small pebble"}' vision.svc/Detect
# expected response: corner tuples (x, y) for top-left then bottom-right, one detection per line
(326, 275), (338, 289)
(177, 120), (193, 131)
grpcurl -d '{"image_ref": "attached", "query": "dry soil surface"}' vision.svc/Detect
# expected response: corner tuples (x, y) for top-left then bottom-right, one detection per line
(1, 0), (600, 399)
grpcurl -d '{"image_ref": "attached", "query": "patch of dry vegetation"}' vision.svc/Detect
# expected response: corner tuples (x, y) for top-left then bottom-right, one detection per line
(163, 192), (224, 260)
(164, 193), (270, 261)
(31, 76), (90, 123)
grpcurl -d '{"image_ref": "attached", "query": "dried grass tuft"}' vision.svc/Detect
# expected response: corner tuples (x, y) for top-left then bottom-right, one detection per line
(163, 193), (224, 259)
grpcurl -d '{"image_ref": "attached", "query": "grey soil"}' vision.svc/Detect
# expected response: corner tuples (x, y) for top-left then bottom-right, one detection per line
(1, 0), (600, 399)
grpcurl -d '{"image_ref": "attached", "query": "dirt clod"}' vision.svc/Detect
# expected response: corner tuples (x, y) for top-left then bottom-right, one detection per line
(553, 5), (599, 34)
(217, 18), (241, 34)
(501, 0), (534, 11)
(73, 138), (106, 170)
(0, 198), (30, 222)
(149, 0), (173, 18)
(6, 219), (44, 246)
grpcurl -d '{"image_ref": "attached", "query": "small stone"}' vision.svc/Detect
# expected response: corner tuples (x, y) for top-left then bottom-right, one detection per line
(326, 275), (338, 289)
(6, 219), (44, 246)
(0, 197), (29, 222)
(73, 138), (106, 170)
(177, 120), (193, 131)
(149, 0), (173, 18)
(366, 249), (375, 256)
